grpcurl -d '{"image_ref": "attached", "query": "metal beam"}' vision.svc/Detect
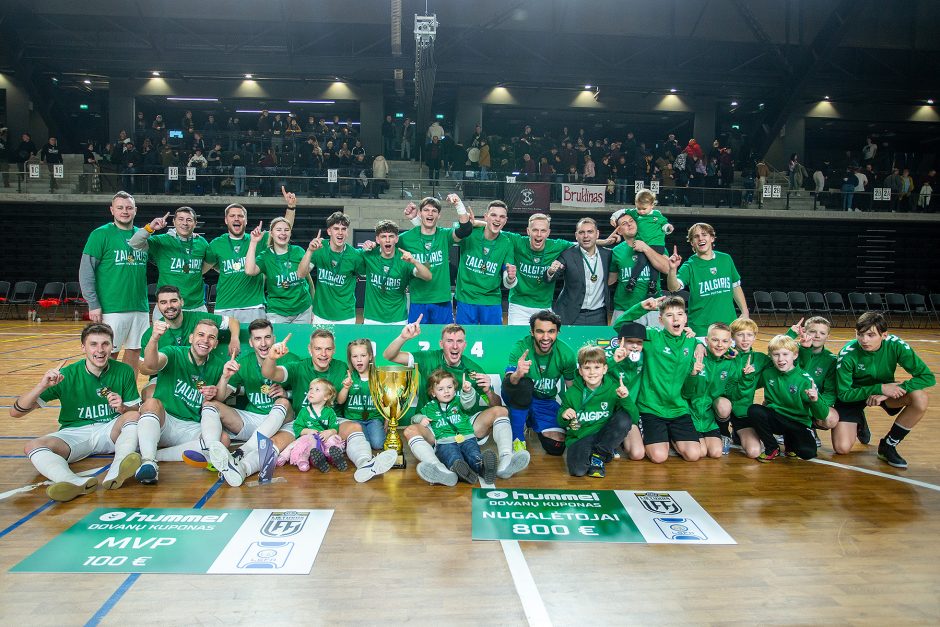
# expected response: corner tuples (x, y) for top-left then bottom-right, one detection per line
(730, 0), (794, 75)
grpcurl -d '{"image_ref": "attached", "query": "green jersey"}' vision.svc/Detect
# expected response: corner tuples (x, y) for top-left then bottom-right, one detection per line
(282, 357), (349, 414)
(341, 375), (382, 421)
(309, 243), (362, 321)
(605, 348), (644, 423)
(419, 398), (475, 442)
(398, 226), (454, 304)
(153, 346), (226, 421)
(681, 352), (738, 433)
(82, 223), (148, 313)
(557, 375), (630, 444)
(455, 228), (515, 306)
(140, 312), (228, 360)
(39, 360), (140, 429)
(784, 330), (838, 408)
(412, 349), (486, 408)
(205, 233), (269, 310)
(145, 233), (209, 307)
(836, 335), (936, 403)
(504, 232), (572, 308)
(293, 405), (339, 437)
(610, 241), (656, 311)
(505, 336), (577, 400)
(626, 208), (670, 247)
(256, 245), (312, 316)
(675, 251), (741, 335)
(727, 349), (773, 417)
(228, 352), (298, 415)
(360, 249), (417, 323)
(738, 366), (827, 426)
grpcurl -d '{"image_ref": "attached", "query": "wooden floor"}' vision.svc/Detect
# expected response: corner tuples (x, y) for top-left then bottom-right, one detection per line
(1, 319), (939, 626)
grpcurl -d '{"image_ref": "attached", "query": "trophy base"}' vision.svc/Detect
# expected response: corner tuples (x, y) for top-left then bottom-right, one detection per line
(392, 449), (407, 470)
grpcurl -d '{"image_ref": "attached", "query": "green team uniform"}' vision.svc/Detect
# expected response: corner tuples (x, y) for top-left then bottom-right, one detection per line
(605, 349), (644, 423)
(681, 352), (738, 433)
(738, 366), (827, 427)
(398, 226), (454, 304)
(341, 375), (382, 421)
(835, 335), (936, 403)
(140, 312), (228, 360)
(360, 249), (417, 323)
(293, 405), (339, 438)
(256, 245), (312, 316)
(281, 357), (349, 414)
(784, 330), (838, 408)
(309, 242), (362, 321)
(228, 352), (299, 415)
(412, 349), (486, 407)
(625, 208), (670, 247)
(620, 302), (698, 418)
(505, 336), (577, 399)
(83, 223), (148, 313)
(610, 241), (656, 311)
(145, 233), (210, 307)
(39, 360), (140, 429)
(726, 349), (773, 418)
(557, 375), (630, 445)
(675, 251), (741, 335)
(419, 398), (475, 443)
(153, 346), (226, 421)
(504, 232), (572, 308)
(205, 233), (269, 310)
(455, 229), (515, 306)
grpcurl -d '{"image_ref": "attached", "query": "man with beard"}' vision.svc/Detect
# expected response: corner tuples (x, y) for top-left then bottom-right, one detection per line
(80, 191), (149, 376)
(203, 187), (297, 324)
(11, 323), (143, 501)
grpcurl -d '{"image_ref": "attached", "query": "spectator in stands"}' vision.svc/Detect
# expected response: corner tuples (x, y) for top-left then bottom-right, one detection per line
(191, 131), (206, 155)
(382, 114), (397, 156)
(79, 140), (99, 193)
(400, 117), (414, 161)
(203, 114), (219, 147)
(372, 153), (389, 196)
(226, 116), (241, 151)
(427, 119), (445, 142)
(862, 136), (877, 164)
(520, 153), (537, 180)
(257, 110), (272, 149)
(152, 114), (166, 140)
(853, 166), (868, 212)
(813, 166), (826, 199)
(13, 132), (36, 191)
(787, 153), (800, 190)
(918, 180), (932, 212)
(883, 167), (902, 211)
(899, 168), (915, 212)
(840, 168), (856, 211)
(285, 114), (302, 152)
(583, 154), (595, 183)
(269, 113), (285, 153)
(188, 147), (208, 169)
(426, 135), (444, 183)
(478, 138), (491, 181)
(181, 110), (195, 139)
(565, 165), (582, 185)
(207, 143), (223, 195)
(121, 141), (140, 193)
(158, 139), (175, 194)
(135, 111), (148, 146)
(664, 132), (680, 159)
(718, 147), (734, 188)
(40, 135), (63, 193)
(595, 155), (612, 193)
(613, 155), (629, 204)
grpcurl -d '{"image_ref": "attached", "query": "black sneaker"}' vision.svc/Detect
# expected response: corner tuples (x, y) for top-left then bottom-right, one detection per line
(877, 439), (908, 469)
(624, 278), (638, 292)
(646, 281), (659, 296)
(450, 459), (478, 484)
(327, 446), (348, 471)
(309, 449), (330, 473)
(858, 416), (872, 445)
(481, 450), (498, 485)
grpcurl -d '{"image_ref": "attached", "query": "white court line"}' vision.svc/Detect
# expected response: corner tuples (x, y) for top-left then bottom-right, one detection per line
(0, 465), (106, 501)
(808, 458), (940, 493)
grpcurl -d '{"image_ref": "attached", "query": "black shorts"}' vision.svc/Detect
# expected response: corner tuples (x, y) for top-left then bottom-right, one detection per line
(640, 413), (699, 445)
(833, 400), (902, 425)
(698, 428), (721, 439)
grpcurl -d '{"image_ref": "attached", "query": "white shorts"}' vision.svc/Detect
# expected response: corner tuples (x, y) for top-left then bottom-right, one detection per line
(268, 307), (313, 325)
(507, 303), (551, 326)
(313, 315), (356, 325)
(230, 409), (267, 440)
(363, 318), (406, 325)
(153, 304), (207, 321)
(50, 421), (119, 463)
(103, 312), (150, 351)
(159, 413), (202, 447)
(215, 305), (266, 326)
(612, 308), (663, 330)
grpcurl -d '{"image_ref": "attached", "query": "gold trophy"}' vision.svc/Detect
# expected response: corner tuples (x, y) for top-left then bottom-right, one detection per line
(369, 365), (419, 469)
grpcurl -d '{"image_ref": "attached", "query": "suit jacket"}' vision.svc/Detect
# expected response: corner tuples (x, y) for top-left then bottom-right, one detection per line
(545, 245), (613, 325)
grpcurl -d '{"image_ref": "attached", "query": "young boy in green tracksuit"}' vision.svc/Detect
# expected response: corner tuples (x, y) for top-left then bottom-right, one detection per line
(557, 346), (632, 478)
(682, 322), (738, 459)
(722, 317), (773, 458)
(605, 322), (648, 461)
(612, 295), (702, 464)
(734, 335), (827, 462)
(834, 311), (936, 469)
(786, 317), (841, 447)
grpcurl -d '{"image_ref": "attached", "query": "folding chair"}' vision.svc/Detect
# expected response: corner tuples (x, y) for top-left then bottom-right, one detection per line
(825, 292), (851, 327)
(4, 281), (37, 319)
(930, 293), (940, 327)
(904, 294), (929, 329)
(770, 291), (792, 326)
(64, 281), (87, 320)
(884, 293), (913, 328)
(847, 292), (867, 318)
(865, 292), (884, 312)
(36, 282), (65, 321)
(752, 291), (776, 326)
(787, 291), (811, 320)
(805, 292), (828, 319)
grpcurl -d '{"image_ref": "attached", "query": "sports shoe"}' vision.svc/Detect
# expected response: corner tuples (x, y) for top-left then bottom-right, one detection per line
(587, 453), (606, 478)
(416, 461), (458, 486)
(757, 448), (780, 463)
(858, 417), (872, 445)
(877, 439), (908, 469)
(182, 449), (217, 472)
(327, 446), (348, 471)
(496, 449), (530, 479)
(136, 460), (159, 484)
(47, 477), (98, 502)
(208, 441), (246, 487)
(721, 436), (733, 455)
(104, 452), (142, 490)
(450, 459), (478, 484)
(354, 449), (397, 483)
(785, 451), (799, 459)
(624, 278), (638, 292)
(774, 434), (785, 446)
(309, 448), (330, 473)
(646, 281), (659, 296)
(512, 439), (527, 453)
(481, 450), (498, 484)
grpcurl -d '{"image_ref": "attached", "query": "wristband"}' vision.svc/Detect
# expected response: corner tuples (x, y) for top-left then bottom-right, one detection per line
(455, 201), (468, 216)
(410, 215), (421, 226)
(144, 224), (154, 233)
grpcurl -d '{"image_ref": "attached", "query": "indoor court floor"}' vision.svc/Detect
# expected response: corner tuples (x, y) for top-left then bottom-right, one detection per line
(0, 319), (938, 625)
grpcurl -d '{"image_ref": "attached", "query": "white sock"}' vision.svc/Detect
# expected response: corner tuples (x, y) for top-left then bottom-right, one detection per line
(408, 435), (443, 467)
(239, 446), (267, 476)
(104, 422), (138, 482)
(200, 405), (223, 445)
(138, 413), (162, 461)
(156, 438), (201, 462)
(345, 431), (372, 467)
(492, 417), (513, 459)
(28, 447), (83, 484)
(257, 404), (288, 438)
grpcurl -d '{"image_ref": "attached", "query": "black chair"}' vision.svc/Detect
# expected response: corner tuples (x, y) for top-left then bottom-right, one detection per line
(752, 291), (776, 326)
(787, 291), (810, 320)
(36, 281), (65, 320)
(865, 292), (884, 313)
(847, 292), (867, 317)
(825, 292), (851, 327)
(929, 293), (940, 327)
(905, 293), (929, 329)
(64, 281), (87, 320)
(770, 291), (792, 326)
(0, 280), (9, 302)
(806, 291), (828, 319)
(884, 293), (913, 328)
(3, 281), (37, 319)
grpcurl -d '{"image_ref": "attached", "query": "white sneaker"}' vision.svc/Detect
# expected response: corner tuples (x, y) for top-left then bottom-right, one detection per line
(416, 461), (458, 486)
(496, 450), (530, 479)
(47, 477), (98, 502)
(209, 442), (245, 487)
(104, 452), (142, 490)
(354, 449), (397, 483)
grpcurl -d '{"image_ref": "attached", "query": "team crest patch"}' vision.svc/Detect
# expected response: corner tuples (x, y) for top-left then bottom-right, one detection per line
(663, 346), (672, 355)
(261, 510), (310, 538)
(424, 241), (432, 250)
(788, 385), (798, 394)
(683, 348), (690, 356)
(769, 380), (776, 387)
(483, 247), (490, 255)
(815, 367), (823, 376)
(632, 255), (638, 262)
(635, 491), (682, 515)
(710, 267), (718, 275)
(331, 260), (338, 267)
(383, 265), (390, 273)
(720, 371), (729, 380)
(601, 402), (608, 410)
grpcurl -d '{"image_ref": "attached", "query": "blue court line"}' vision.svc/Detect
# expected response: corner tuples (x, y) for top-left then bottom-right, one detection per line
(0, 436), (38, 439)
(0, 454), (112, 459)
(84, 478), (224, 627)
(0, 465), (111, 539)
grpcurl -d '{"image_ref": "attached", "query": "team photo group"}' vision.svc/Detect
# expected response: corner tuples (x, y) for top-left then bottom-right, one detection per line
(11, 186), (935, 502)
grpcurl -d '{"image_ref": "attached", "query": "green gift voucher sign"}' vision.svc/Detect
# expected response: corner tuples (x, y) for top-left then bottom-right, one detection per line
(12, 508), (333, 574)
(471, 489), (735, 544)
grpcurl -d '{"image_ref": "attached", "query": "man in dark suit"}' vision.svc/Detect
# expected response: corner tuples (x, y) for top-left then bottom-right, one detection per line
(545, 217), (613, 325)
